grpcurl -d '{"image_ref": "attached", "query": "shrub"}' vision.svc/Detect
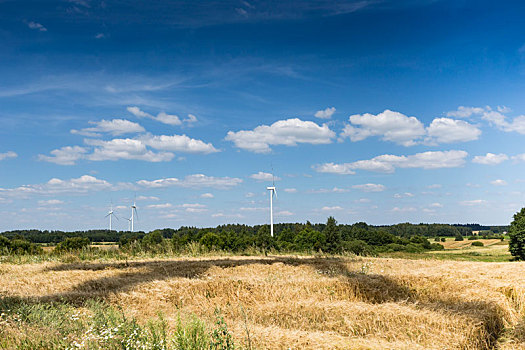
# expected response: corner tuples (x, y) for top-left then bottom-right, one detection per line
(55, 237), (90, 253)
(454, 234), (464, 241)
(200, 232), (224, 250)
(142, 231), (164, 247)
(468, 236), (477, 240)
(441, 237), (446, 242)
(471, 241), (484, 247)
(341, 240), (374, 256)
(430, 243), (445, 250)
(405, 243), (425, 253)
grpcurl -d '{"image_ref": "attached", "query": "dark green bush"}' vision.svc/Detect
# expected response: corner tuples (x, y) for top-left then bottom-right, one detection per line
(341, 240), (374, 256)
(405, 243), (425, 253)
(430, 243), (445, 250)
(441, 237), (446, 242)
(471, 241), (484, 247)
(142, 231), (164, 247)
(454, 234), (464, 241)
(199, 232), (224, 250)
(55, 237), (90, 252)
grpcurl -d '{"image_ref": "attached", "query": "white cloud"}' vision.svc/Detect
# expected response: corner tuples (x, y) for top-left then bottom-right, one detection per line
(321, 206), (344, 211)
(392, 206), (416, 212)
(425, 118), (481, 144)
(276, 210), (294, 216)
(38, 199), (64, 206)
(1, 175), (113, 197)
(71, 119), (144, 137)
(340, 110), (480, 146)
(446, 106), (485, 118)
(314, 150), (468, 175)
(512, 154), (525, 163)
(427, 184), (442, 189)
(463, 106), (525, 135)
(240, 207), (265, 212)
(141, 134), (219, 154)
(394, 192), (414, 198)
(85, 138), (174, 162)
(245, 192), (256, 198)
(314, 107), (336, 119)
(136, 195), (159, 201)
(127, 106), (186, 126)
(147, 203), (173, 209)
(225, 118), (335, 153)
(490, 179), (507, 186)
(355, 198), (371, 203)
(309, 187), (349, 193)
(429, 202), (443, 208)
(284, 188), (297, 193)
(340, 110), (426, 146)
(352, 183), (385, 192)
(28, 21), (47, 31)
(137, 174), (243, 189)
(200, 193), (214, 198)
(0, 151), (17, 161)
(472, 153), (508, 165)
(249, 172), (281, 181)
(184, 114), (198, 124)
(38, 146), (88, 165)
(459, 199), (487, 206)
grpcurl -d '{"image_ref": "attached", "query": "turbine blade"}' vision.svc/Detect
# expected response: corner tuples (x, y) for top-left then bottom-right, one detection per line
(273, 188), (277, 199)
(134, 207), (139, 221)
(105, 213), (110, 218)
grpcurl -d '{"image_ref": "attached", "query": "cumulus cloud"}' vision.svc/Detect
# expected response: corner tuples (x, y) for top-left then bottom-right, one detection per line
(321, 206), (344, 211)
(0, 175), (113, 197)
(38, 146), (88, 165)
(71, 119), (145, 137)
(85, 138), (174, 162)
(249, 172), (281, 181)
(425, 118), (481, 144)
(460, 199), (487, 206)
(137, 174), (243, 189)
(141, 134), (219, 154)
(394, 192), (414, 198)
(284, 188), (297, 193)
(200, 193), (214, 198)
(352, 183), (385, 192)
(276, 210), (293, 216)
(456, 105), (525, 135)
(429, 202), (443, 208)
(472, 153), (508, 165)
(490, 179), (507, 186)
(0, 151), (17, 161)
(340, 110), (480, 146)
(314, 150), (468, 174)
(127, 106), (190, 126)
(147, 203), (173, 209)
(136, 196), (159, 201)
(309, 187), (349, 193)
(314, 107), (336, 119)
(28, 21), (47, 31)
(225, 118), (335, 153)
(446, 106), (485, 118)
(340, 110), (426, 146)
(392, 206), (416, 212)
(38, 199), (64, 206)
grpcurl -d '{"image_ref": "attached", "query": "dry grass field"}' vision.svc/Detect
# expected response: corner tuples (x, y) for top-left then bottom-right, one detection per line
(1, 255), (525, 349)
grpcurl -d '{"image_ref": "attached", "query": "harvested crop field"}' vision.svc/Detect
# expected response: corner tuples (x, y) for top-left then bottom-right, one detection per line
(441, 239), (502, 249)
(2, 255), (525, 349)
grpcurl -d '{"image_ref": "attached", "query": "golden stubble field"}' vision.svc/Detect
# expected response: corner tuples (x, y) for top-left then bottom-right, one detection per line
(1, 255), (525, 349)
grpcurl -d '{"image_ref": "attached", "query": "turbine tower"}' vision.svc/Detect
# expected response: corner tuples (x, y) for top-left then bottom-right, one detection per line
(266, 173), (277, 237)
(126, 217), (132, 231)
(130, 198), (138, 231)
(105, 203), (118, 231)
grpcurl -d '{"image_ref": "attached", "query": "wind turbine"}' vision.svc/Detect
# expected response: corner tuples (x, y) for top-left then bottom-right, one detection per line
(266, 172), (277, 237)
(105, 203), (118, 231)
(125, 217), (132, 231)
(130, 198), (138, 232)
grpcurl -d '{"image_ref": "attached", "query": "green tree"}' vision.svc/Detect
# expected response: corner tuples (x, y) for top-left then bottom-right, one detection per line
(509, 208), (525, 260)
(142, 230), (164, 247)
(323, 216), (341, 253)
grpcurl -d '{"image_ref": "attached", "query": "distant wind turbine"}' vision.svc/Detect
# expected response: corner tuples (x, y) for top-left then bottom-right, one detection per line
(266, 172), (277, 237)
(130, 197), (138, 231)
(105, 203), (118, 231)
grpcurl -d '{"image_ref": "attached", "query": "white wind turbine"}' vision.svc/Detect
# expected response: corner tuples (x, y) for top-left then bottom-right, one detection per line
(105, 203), (118, 231)
(266, 173), (277, 237)
(130, 198), (138, 232)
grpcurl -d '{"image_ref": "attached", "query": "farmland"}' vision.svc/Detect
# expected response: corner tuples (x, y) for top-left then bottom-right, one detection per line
(1, 254), (525, 349)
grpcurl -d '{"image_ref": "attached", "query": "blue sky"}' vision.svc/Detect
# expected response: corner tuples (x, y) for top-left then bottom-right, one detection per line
(1, 0), (525, 231)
